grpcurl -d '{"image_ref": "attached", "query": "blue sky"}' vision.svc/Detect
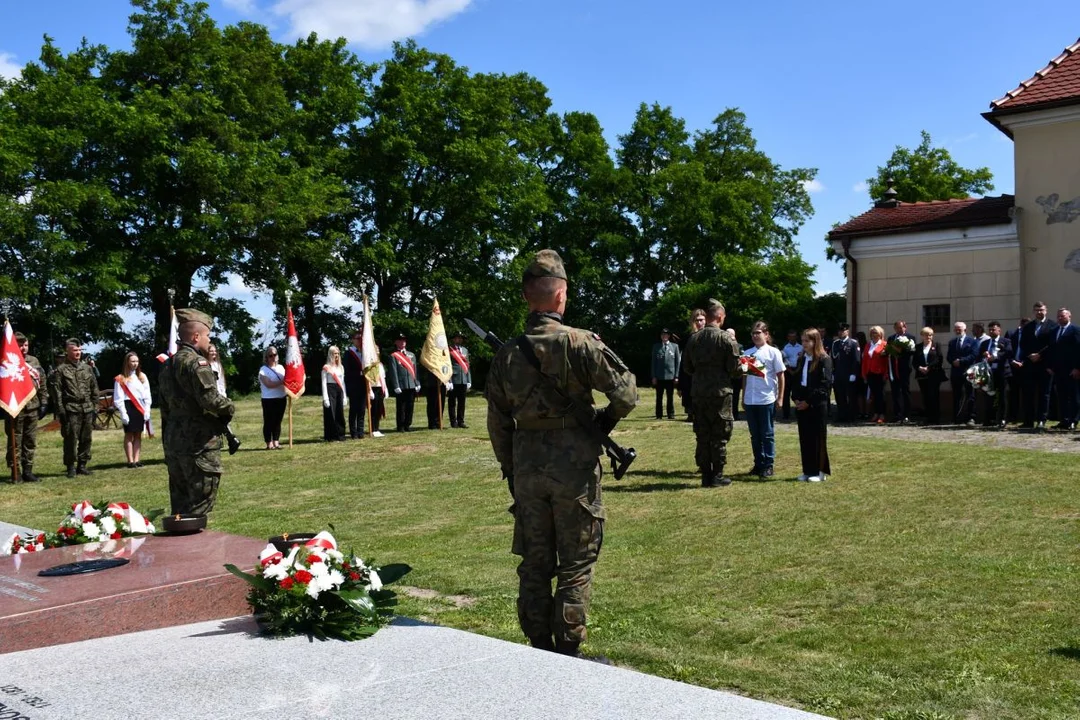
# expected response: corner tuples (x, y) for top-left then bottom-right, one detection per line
(2, 0), (1077, 332)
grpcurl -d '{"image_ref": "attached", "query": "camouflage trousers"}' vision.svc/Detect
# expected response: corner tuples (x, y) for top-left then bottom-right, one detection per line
(512, 464), (605, 644)
(693, 392), (734, 472)
(60, 411), (94, 467)
(167, 448), (223, 516)
(4, 412), (38, 472)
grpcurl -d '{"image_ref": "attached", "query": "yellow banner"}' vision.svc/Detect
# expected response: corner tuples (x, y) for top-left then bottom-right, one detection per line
(420, 298), (453, 383)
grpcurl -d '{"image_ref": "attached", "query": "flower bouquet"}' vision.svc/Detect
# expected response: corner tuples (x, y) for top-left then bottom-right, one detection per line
(225, 530), (411, 641)
(885, 335), (916, 357)
(2, 500), (160, 555)
(966, 360), (995, 396)
(738, 354), (767, 378)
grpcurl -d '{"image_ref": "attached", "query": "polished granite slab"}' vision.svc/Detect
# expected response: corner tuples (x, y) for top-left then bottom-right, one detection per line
(0, 530), (266, 654)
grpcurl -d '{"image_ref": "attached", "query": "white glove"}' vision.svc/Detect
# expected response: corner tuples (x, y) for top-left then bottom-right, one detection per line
(369, 391), (374, 400)
(343, 397), (349, 408)
(445, 382), (452, 391)
(394, 388), (402, 395)
(466, 383), (471, 390)
(849, 375), (856, 382)
(323, 399), (330, 408)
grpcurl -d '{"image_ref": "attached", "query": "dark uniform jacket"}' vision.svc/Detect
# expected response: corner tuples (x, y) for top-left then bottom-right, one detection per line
(388, 349), (419, 392)
(681, 326), (738, 398)
(47, 361), (97, 416)
(830, 337), (861, 380)
(343, 346), (368, 398)
(449, 345), (472, 386)
(650, 341), (681, 381)
(159, 343), (235, 458)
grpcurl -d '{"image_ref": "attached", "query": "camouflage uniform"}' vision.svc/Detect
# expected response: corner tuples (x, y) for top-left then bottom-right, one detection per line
(47, 359), (97, 471)
(486, 250), (637, 648)
(4, 353), (45, 481)
(158, 323), (235, 515)
(682, 317), (739, 484)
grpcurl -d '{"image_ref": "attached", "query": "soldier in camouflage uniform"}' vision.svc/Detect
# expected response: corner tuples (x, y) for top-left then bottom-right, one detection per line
(157, 309), (235, 516)
(486, 249), (637, 659)
(4, 332), (45, 483)
(682, 299), (739, 487)
(47, 338), (98, 478)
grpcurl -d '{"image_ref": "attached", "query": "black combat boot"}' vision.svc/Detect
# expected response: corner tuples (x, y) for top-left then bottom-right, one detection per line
(712, 467), (732, 487)
(701, 465), (713, 487)
(528, 635), (556, 652)
(22, 466), (39, 483)
(66, 465), (76, 479)
(76, 464), (93, 476)
(555, 640), (612, 665)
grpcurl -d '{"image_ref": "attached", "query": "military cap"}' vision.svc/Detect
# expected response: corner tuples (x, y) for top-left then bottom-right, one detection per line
(175, 308), (214, 331)
(522, 249), (567, 281)
(706, 298), (725, 313)
(661, 328), (671, 334)
(396, 332), (407, 341)
(451, 330), (465, 339)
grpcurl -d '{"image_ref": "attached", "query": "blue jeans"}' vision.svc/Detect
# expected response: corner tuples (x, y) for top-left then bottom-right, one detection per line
(745, 403), (776, 469)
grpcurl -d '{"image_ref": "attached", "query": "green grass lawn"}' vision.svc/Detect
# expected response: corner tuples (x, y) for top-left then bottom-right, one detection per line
(3, 396), (1079, 719)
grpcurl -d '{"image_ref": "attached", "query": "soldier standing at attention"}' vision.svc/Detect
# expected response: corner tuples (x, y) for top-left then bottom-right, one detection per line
(682, 299), (740, 487)
(47, 338), (97, 478)
(651, 328), (680, 419)
(388, 333), (420, 432)
(447, 331), (472, 428)
(486, 249), (637, 660)
(4, 332), (45, 483)
(157, 309), (235, 516)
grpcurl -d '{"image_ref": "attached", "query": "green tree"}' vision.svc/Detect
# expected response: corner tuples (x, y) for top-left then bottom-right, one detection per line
(867, 130), (994, 202)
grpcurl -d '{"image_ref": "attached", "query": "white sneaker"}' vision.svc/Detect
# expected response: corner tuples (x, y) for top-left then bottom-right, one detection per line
(808, 474), (827, 483)
(796, 474), (810, 482)
(372, 431), (385, 438)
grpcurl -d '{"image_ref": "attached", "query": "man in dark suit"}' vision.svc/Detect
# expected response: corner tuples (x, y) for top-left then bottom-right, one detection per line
(830, 323), (860, 423)
(650, 328), (681, 420)
(343, 329), (369, 438)
(978, 321), (1013, 428)
(1018, 302), (1054, 429)
(887, 319), (917, 424)
(947, 321), (978, 425)
(1045, 307), (1080, 430)
(1005, 317), (1027, 424)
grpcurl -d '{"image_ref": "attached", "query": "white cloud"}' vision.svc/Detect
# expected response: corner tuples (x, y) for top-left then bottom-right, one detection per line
(217, 273), (256, 299)
(270, 0), (473, 49)
(852, 180), (869, 194)
(222, 0), (257, 12)
(802, 179), (825, 194)
(322, 285), (355, 311)
(0, 52), (21, 80)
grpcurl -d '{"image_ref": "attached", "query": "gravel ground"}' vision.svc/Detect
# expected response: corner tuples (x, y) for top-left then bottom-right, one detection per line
(764, 417), (1080, 453)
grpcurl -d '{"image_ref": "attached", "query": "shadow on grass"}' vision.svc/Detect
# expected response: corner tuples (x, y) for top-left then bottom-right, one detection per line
(91, 459), (166, 471)
(1049, 647), (1080, 661)
(606, 482), (698, 493)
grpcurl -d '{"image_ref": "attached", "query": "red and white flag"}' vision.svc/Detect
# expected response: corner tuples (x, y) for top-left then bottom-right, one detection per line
(0, 319), (37, 416)
(283, 307), (306, 398)
(156, 306), (179, 363)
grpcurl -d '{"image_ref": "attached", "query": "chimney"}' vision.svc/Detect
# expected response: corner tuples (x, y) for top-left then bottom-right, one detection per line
(874, 178), (900, 209)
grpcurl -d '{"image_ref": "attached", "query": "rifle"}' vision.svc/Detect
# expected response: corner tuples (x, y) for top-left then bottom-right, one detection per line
(466, 318), (636, 480)
(220, 421), (242, 455)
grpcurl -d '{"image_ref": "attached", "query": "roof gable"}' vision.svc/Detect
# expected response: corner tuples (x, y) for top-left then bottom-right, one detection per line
(829, 196), (1015, 241)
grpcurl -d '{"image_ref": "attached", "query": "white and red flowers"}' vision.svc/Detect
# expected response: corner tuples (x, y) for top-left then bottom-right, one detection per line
(2, 500), (157, 555)
(738, 354), (767, 379)
(255, 531), (380, 601)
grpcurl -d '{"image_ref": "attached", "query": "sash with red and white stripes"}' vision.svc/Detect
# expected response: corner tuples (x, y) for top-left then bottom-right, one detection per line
(448, 347), (469, 375)
(115, 375), (147, 418)
(391, 351), (416, 380)
(324, 365), (344, 390)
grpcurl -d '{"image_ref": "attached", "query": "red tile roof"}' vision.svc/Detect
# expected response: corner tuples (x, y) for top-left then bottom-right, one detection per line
(989, 38), (1080, 112)
(828, 195), (1014, 240)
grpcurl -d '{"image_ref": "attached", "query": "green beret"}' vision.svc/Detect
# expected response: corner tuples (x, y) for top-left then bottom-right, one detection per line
(523, 249), (567, 281)
(707, 298), (725, 314)
(175, 308), (214, 332)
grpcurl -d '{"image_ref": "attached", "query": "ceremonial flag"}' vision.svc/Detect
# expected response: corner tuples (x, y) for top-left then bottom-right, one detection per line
(283, 307), (306, 398)
(0, 319), (36, 417)
(361, 296), (382, 384)
(420, 298), (452, 383)
(156, 305), (179, 363)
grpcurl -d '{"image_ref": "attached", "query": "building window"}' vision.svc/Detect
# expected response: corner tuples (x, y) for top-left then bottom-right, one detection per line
(923, 304), (951, 334)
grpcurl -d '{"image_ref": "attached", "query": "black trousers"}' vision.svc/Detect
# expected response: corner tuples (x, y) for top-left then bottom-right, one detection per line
(654, 379), (675, 418)
(448, 383), (468, 426)
(1054, 372), (1078, 425)
(1007, 368), (1021, 422)
(867, 373), (886, 416)
(951, 373), (973, 423)
(832, 377), (857, 422)
(1021, 365), (1052, 424)
(890, 373), (911, 421)
(323, 384), (346, 441)
(425, 385), (445, 429)
(979, 378), (1009, 426)
(395, 389), (416, 431)
(795, 400), (830, 476)
(781, 370), (796, 419)
(261, 397), (287, 443)
(348, 380), (368, 437)
(918, 378), (942, 424)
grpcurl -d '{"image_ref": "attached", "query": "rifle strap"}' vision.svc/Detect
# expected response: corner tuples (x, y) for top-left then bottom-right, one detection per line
(515, 335), (598, 435)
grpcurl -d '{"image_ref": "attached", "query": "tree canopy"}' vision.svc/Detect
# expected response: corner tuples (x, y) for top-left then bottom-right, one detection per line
(867, 130), (994, 203)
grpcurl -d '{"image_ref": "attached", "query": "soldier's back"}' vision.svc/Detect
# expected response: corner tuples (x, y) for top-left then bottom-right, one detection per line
(687, 327), (737, 398)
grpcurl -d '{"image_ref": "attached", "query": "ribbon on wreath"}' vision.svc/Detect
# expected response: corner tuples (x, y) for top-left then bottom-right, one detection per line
(738, 355), (767, 379)
(304, 531), (337, 551)
(72, 500), (99, 523)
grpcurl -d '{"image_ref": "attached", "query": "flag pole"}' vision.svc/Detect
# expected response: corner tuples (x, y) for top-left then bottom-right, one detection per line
(438, 384), (444, 430)
(3, 304), (18, 484)
(285, 290), (294, 449)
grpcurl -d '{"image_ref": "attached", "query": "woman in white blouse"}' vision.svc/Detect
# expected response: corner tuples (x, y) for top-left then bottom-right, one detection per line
(114, 351), (152, 468)
(321, 346), (348, 442)
(207, 344), (226, 397)
(258, 346), (287, 450)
